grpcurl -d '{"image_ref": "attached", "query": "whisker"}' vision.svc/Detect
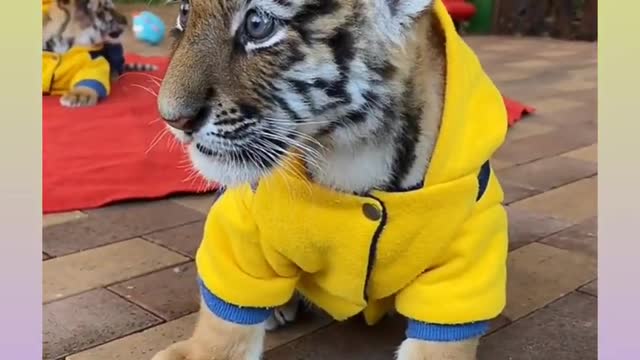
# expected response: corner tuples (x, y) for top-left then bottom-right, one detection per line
(183, 166), (201, 184)
(253, 138), (313, 195)
(130, 83), (158, 97)
(147, 116), (162, 125)
(284, 127), (327, 147)
(241, 147), (269, 189)
(269, 131), (325, 161)
(117, 74), (161, 92)
(145, 127), (170, 155)
(259, 131), (326, 176)
(167, 136), (182, 153)
(251, 139), (307, 199)
(264, 116), (333, 126)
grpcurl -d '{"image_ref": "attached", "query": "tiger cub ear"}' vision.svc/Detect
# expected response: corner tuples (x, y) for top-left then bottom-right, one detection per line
(76, 0), (99, 13)
(371, 0), (434, 42)
(386, 0), (433, 17)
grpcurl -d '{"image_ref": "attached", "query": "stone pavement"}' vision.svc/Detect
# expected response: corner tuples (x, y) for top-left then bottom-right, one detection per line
(43, 4), (597, 360)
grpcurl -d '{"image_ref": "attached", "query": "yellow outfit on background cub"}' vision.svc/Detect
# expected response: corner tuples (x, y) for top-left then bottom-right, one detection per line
(42, 0), (112, 99)
(42, 0), (52, 15)
(196, 0), (508, 339)
(42, 47), (112, 99)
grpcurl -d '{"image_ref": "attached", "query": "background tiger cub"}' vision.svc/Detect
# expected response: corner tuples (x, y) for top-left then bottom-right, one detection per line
(42, 0), (158, 108)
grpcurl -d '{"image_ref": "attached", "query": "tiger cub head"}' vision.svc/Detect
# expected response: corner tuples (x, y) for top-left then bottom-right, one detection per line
(43, 0), (128, 53)
(158, 0), (440, 188)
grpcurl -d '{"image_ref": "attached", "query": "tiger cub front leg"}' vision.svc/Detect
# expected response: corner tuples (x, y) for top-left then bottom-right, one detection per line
(60, 86), (100, 108)
(396, 338), (479, 360)
(265, 292), (302, 331)
(151, 300), (266, 360)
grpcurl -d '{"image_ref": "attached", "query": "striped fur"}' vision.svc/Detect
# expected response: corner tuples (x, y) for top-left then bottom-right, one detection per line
(122, 62), (159, 73)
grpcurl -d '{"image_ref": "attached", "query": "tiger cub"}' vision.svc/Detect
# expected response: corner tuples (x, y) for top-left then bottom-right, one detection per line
(42, 0), (158, 107)
(153, 0), (509, 359)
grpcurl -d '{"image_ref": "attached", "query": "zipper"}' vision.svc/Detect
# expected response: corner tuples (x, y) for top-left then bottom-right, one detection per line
(362, 194), (387, 301)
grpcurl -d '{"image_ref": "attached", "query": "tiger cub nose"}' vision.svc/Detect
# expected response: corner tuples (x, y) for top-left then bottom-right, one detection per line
(160, 105), (210, 133)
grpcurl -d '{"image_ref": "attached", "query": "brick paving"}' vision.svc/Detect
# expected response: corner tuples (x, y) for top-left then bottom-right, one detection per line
(43, 4), (597, 359)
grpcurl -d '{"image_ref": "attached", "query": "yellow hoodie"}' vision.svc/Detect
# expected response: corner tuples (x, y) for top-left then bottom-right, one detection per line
(42, 0), (52, 15)
(42, 46), (113, 99)
(196, 0), (508, 341)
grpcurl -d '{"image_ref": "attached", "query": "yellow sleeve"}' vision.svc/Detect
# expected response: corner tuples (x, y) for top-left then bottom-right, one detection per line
(195, 186), (300, 321)
(70, 55), (112, 97)
(395, 172), (508, 325)
(42, 0), (52, 15)
(42, 53), (57, 94)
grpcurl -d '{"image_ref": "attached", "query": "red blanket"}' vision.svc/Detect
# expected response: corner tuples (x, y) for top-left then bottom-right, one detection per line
(43, 55), (534, 214)
(504, 96), (535, 126)
(43, 55), (217, 214)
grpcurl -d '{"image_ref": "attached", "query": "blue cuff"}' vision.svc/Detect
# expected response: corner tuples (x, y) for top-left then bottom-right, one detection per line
(406, 320), (490, 342)
(198, 278), (273, 325)
(75, 80), (107, 99)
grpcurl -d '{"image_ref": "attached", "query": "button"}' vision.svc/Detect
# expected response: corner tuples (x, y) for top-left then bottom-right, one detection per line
(362, 203), (381, 221)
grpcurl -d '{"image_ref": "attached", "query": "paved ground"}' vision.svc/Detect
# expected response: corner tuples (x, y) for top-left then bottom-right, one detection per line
(43, 4), (597, 360)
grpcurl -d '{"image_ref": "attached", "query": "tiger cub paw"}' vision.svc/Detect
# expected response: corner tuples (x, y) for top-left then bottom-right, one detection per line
(60, 87), (100, 108)
(265, 294), (301, 331)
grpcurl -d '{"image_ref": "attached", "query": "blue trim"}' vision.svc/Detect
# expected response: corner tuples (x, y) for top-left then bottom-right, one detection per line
(75, 80), (107, 99)
(476, 160), (491, 201)
(198, 278), (273, 325)
(406, 320), (490, 342)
